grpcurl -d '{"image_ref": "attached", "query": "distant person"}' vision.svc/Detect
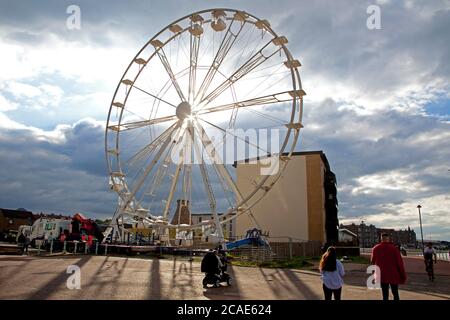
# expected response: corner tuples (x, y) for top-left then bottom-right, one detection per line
(423, 242), (437, 281)
(24, 234), (30, 255)
(319, 246), (345, 300)
(371, 233), (407, 300)
(17, 232), (27, 255)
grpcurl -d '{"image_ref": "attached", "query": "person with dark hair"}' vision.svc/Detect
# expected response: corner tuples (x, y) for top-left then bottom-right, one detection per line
(319, 246), (345, 300)
(371, 233), (407, 300)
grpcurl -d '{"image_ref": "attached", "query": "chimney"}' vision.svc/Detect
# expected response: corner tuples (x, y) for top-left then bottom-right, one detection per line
(170, 199), (191, 225)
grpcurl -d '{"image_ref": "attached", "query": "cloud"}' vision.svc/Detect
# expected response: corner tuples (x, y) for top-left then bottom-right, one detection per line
(301, 98), (450, 238)
(279, 0), (450, 114)
(0, 115), (116, 217)
(0, 94), (18, 112)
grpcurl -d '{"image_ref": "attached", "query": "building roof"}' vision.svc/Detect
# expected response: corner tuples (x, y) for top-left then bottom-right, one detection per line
(34, 213), (72, 220)
(232, 150), (331, 171)
(339, 228), (358, 238)
(0, 208), (34, 220)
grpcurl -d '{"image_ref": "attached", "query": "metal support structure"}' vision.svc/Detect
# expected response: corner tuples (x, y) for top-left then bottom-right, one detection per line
(417, 205), (425, 252)
(191, 127), (224, 241)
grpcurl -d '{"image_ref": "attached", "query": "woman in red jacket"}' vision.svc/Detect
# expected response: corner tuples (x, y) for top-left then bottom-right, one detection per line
(371, 233), (407, 300)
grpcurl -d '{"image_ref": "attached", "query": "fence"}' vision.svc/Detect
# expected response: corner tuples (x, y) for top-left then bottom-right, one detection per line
(405, 249), (450, 261)
(268, 239), (322, 260)
(22, 237), (324, 263)
(360, 247), (450, 261)
(229, 238), (322, 262)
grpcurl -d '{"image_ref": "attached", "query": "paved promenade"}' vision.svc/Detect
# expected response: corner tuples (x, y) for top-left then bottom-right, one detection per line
(0, 254), (448, 300)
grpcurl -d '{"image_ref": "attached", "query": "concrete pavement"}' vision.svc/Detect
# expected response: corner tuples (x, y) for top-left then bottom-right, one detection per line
(0, 254), (448, 300)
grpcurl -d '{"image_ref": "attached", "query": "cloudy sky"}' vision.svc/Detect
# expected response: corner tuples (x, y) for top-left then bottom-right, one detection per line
(0, 0), (449, 239)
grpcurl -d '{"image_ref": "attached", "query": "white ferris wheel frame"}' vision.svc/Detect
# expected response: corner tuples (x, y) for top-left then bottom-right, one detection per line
(104, 8), (305, 242)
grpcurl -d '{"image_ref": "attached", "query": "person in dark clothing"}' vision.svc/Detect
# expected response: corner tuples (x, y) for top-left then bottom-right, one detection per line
(17, 232), (27, 255)
(423, 242), (437, 281)
(201, 249), (231, 287)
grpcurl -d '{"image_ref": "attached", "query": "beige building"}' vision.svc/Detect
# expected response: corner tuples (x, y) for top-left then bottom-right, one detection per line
(234, 151), (339, 244)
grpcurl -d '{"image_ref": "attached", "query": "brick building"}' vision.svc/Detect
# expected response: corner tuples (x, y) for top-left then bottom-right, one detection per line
(0, 208), (35, 236)
(341, 221), (417, 248)
(378, 226), (416, 247)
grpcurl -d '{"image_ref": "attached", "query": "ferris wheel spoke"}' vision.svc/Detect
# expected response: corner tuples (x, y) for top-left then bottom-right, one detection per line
(194, 120), (263, 214)
(132, 85), (177, 108)
(191, 126), (224, 237)
(183, 124), (194, 201)
(144, 127), (182, 212)
(188, 30), (201, 103)
(118, 121), (182, 214)
(197, 117), (272, 156)
(193, 121), (244, 203)
(162, 149), (185, 221)
(194, 19), (245, 104)
(198, 39), (281, 108)
(108, 114), (177, 131)
(124, 121), (178, 167)
(156, 123), (189, 220)
(196, 90), (300, 117)
(156, 48), (187, 102)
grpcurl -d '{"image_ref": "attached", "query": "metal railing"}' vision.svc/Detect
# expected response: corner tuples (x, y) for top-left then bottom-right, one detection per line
(360, 247), (449, 261)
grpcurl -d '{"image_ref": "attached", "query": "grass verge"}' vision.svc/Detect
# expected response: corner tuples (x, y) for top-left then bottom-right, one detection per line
(230, 256), (318, 269)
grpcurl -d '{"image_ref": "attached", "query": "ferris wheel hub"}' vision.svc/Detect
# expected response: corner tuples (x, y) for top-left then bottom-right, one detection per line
(176, 101), (192, 120)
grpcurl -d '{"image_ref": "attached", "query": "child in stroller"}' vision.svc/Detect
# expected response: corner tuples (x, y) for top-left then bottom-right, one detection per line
(201, 248), (232, 288)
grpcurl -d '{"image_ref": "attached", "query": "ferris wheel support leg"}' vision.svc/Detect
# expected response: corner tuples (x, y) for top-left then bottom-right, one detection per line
(191, 124), (225, 243)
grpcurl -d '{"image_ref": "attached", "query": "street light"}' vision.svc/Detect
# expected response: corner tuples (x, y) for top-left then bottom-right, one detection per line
(417, 204), (425, 253)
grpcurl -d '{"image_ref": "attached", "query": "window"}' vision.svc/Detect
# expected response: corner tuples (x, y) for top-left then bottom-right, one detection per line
(198, 217), (202, 222)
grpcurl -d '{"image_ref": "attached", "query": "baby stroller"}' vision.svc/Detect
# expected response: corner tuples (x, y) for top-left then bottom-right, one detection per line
(201, 250), (232, 288)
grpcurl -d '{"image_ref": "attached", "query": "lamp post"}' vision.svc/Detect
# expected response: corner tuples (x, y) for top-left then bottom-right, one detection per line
(417, 205), (425, 253)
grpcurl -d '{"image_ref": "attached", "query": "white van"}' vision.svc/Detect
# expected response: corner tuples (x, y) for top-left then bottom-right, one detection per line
(30, 217), (71, 247)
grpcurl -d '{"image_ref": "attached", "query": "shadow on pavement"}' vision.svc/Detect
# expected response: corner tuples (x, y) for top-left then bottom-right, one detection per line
(146, 257), (162, 299)
(281, 268), (320, 299)
(203, 265), (242, 300)
(27, 255), (92, 300)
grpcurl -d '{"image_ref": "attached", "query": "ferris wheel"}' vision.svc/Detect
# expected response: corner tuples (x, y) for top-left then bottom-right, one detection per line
(104, 8), (305, 243)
